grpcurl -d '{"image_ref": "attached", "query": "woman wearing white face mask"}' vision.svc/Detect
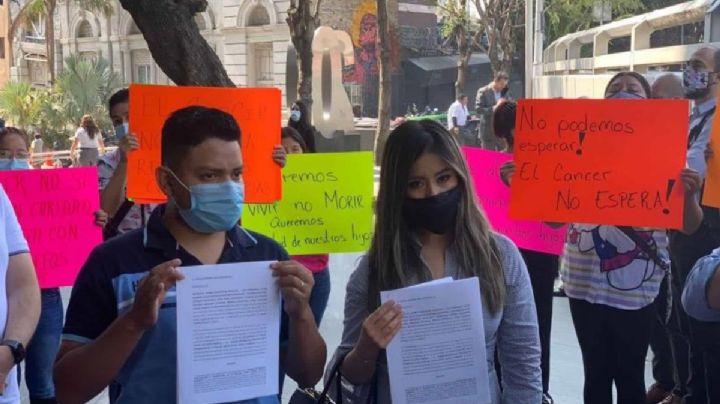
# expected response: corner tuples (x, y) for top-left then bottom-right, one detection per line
(0, 127), (107, 404)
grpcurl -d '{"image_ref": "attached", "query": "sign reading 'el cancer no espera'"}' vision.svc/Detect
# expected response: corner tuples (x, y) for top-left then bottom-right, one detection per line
(509, 99), (688, 229)
(243, 152), (374, 255)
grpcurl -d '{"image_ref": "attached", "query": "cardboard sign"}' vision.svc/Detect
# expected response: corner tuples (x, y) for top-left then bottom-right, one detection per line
(703, 108), (720, 207)
(464, 148), (567, 255)
(243, 152), (374, 254)
(127, 84), (282, 204)
(509, 99), (688, 229)
(0, 168), (102, 288)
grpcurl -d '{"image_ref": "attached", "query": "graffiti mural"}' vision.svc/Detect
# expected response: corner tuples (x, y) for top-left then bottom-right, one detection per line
(343, 0), (379, 117)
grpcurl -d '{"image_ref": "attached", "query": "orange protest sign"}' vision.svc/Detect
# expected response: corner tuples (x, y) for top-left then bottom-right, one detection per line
(127, 84), (282, 204)
(703, 108), (720, 207)
(509, 99), (688, 229)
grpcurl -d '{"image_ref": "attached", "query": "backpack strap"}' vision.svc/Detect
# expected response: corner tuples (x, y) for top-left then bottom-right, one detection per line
(616, 226), (669, 271)
(688, 106), (716, 149)
(103, 199), (135, 240)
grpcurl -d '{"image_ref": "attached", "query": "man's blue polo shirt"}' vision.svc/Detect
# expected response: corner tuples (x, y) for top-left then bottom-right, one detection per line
(63, 206), (290, 404)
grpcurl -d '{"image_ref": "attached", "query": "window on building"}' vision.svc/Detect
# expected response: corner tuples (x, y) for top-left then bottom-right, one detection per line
(128, 22), (141, 35)
(77, 20), (93, 38)
(136, 65), (151, 83)
(248, 5), (270, 27)
(0, 39), (5, 59)
(253, 43), (274, 86)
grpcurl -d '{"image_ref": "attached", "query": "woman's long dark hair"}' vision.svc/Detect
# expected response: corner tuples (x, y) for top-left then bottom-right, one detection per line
(81, 115), (98, 140)
(281, 126), (308, 153)
(367, 119), (505, 313)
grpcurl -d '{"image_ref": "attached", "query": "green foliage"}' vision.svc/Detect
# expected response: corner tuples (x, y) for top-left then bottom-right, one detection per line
(0, 54), (121, 149)
(439, 0), (479, 41)
(55, 54), (122, 132)
(0, 81), (39, 129)
(545, 0), (645, 43)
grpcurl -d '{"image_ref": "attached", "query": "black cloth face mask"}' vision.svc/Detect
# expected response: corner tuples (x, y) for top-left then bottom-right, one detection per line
(403, 187), (462, 235)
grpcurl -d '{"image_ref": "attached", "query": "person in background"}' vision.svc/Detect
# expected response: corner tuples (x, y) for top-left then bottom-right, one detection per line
(645, 72), (685, 404)
(280, 127), (331, 326)
(683, 248), (720, 323)
(651, 74), (684, 100)
(0, 127), (106, 404)
(0, 166), (40, 404)
(494, 100), (558, 404)
(447, 94), (472, 146)
(54, 106), (326, 404)
(663, 46), (720, 404)
(29, 134), (44, 170)
(99, 89), (288, 238)
(327, 119), (542, 403)
(501, 72), (702, 404)
(476, 71), (510, 151)
(289, 100), (319, 153)
(70, 115), (105, 167)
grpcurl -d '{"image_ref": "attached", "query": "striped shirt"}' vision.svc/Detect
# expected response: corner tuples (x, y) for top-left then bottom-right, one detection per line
(560, 224), (669, 310)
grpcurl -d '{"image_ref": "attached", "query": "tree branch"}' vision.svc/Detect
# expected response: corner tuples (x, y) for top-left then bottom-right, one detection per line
(118, 0), (233, 87)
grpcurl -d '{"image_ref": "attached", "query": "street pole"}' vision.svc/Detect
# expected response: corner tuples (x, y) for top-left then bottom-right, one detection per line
(525, 0), (534, 98)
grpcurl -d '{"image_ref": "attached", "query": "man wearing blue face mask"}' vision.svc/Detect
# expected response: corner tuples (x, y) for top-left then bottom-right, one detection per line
(54, 106), (326, 404)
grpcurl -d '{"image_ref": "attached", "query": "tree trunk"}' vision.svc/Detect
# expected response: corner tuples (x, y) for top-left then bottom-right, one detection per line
(287, 0), (320, 109)
(374, 0), (391, 164)
(119, 0), (234, 87)
(454, 0), (468, 98)
(45, 0), (56, 84)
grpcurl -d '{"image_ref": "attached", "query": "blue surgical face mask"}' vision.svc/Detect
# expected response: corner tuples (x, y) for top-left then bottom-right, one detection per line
(166, 169), (245, 233)
(0, 159), (30, 171)
(608, 91), (645, 100)
(290, 110), (302, 122)
(115, 122), (129, 140)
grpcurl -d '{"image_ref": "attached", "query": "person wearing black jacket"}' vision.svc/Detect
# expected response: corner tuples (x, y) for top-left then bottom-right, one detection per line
(288, 100), (320, 153)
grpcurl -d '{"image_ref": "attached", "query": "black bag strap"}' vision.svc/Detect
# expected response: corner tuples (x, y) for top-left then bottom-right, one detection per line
(317, 352), (379, 404)
(688, 106), (716, 149)
(617, 226), (669, 271)
(103, 199), (135, 240)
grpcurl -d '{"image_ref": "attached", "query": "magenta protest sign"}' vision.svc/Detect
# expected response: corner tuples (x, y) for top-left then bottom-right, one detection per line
(463, 148), (567, 255)
(0, 168), (102, 288)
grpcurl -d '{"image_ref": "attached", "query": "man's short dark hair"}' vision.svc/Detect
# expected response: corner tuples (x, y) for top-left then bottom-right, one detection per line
(495, 71), (509, 81)
(108, 88), (129, 112)
(161, 106), (241, 168)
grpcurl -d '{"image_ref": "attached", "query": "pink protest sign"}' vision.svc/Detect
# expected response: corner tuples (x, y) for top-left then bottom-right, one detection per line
(0, 168), (102, 288)
(463, 148), (567, 255)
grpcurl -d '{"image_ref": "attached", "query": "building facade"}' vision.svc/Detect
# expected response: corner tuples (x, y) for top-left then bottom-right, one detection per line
(10, 0), (446, 117)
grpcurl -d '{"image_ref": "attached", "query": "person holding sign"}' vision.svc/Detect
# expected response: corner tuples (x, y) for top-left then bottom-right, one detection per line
(666, 46), (720, 404)
(99, 89), (289, 238)
(0, 127), (107, 404)
(327, 119), (542, 403)
(280, 127), (331, 327)
(504, 73), (702, 404)
(54, 106), (326, 404)
(493, 100), (558, 404)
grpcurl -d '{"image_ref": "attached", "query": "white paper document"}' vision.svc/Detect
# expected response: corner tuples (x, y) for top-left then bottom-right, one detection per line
(176, 261), (281, 404)
(381, 277), (490, 404)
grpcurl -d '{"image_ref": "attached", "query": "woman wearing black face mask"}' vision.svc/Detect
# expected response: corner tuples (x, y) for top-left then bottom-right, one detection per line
(326, 119), (542, 403)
